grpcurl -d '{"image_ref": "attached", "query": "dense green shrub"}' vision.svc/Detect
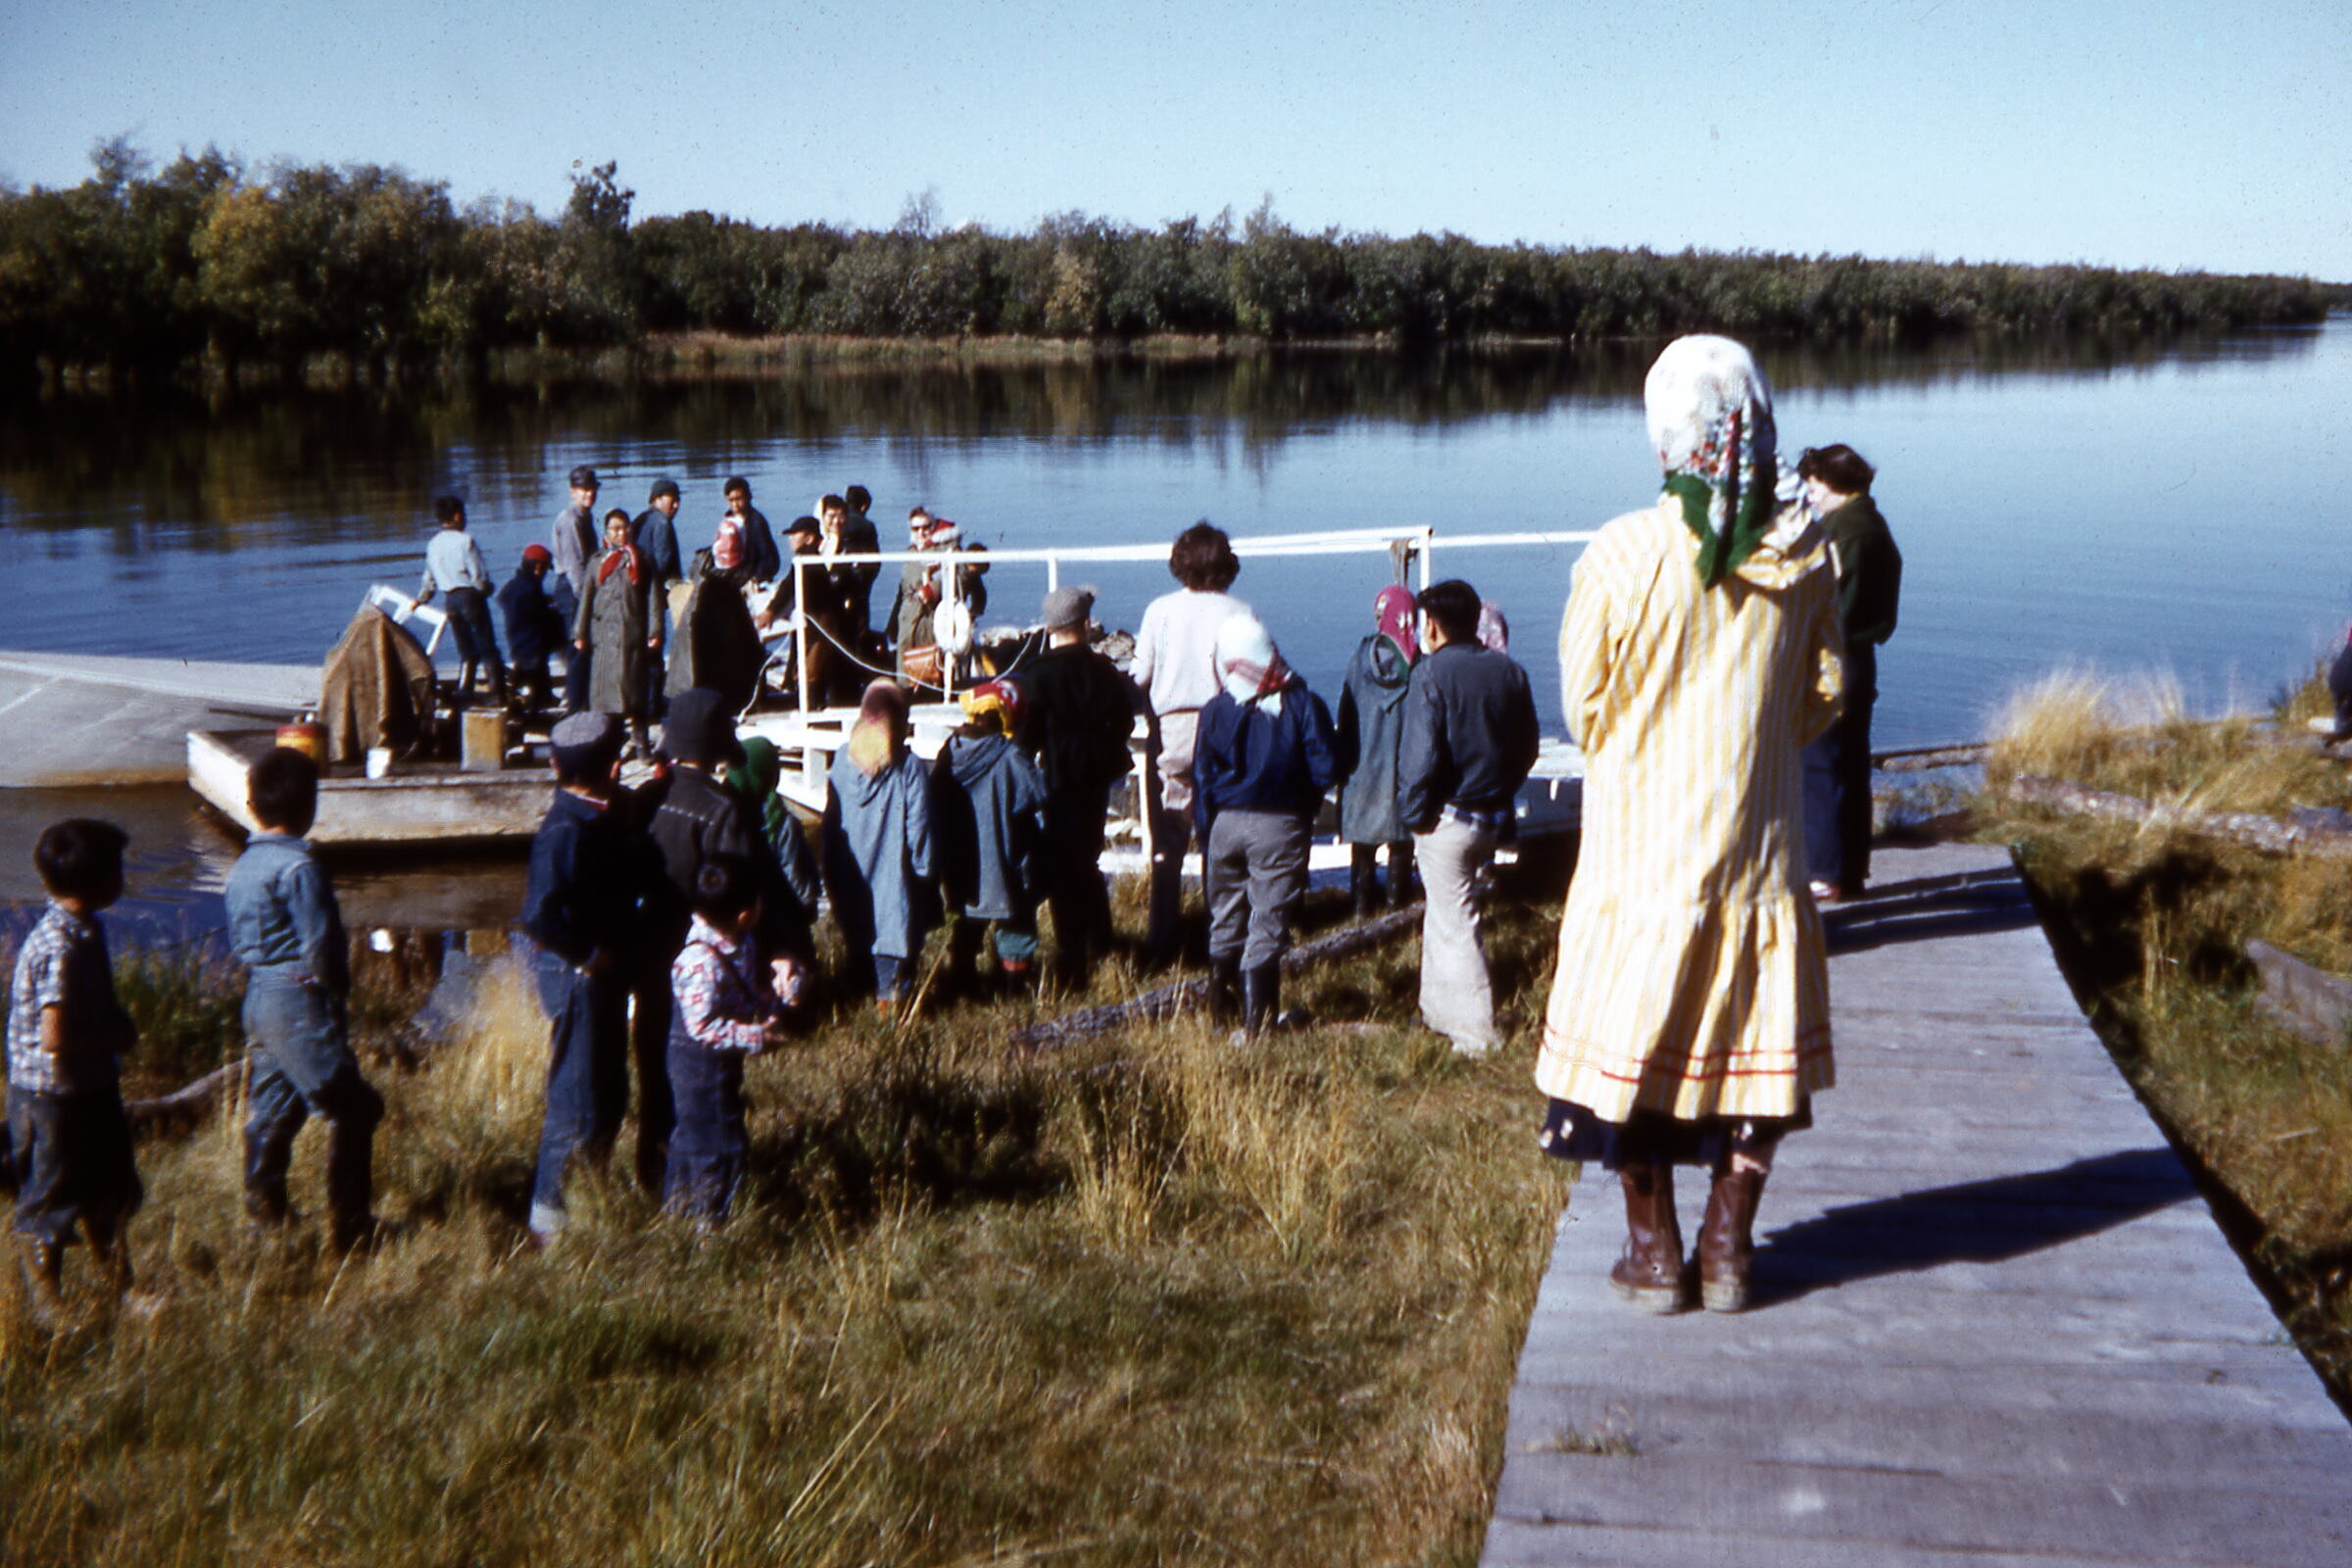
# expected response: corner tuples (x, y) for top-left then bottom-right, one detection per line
(0, 142), (2337, 382)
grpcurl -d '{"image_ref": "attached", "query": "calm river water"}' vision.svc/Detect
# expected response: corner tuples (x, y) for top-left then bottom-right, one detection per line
(5, 323), (2351, 932)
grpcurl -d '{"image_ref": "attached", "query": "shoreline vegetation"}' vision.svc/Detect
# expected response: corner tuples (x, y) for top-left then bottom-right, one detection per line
(0, 870), (1576, 1565)
(3, 145), (2342, 390)
(1982, 669), (2352, 1408)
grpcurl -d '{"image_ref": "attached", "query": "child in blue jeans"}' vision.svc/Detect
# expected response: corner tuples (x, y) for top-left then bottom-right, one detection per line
(225, 748), (384, 1252)
(8, 818), (148, 1322)
(665, 855), (796, 1223)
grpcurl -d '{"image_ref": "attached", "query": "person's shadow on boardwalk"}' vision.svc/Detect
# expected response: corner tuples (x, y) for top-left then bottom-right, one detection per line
(1824, 870), (2042, 954)
(1750, 1147), (2199, 1307)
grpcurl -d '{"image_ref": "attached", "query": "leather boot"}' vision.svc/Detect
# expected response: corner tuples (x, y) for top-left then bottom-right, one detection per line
(1207, 956), (1242, 1027)
(1696, 1165), (1768, 1313)
(1349, 845), (1379, 919)
(1608, 1160), (1689, 1313)
(19, 1238), (66, 1327)
(1242, 961), (1282, 1036)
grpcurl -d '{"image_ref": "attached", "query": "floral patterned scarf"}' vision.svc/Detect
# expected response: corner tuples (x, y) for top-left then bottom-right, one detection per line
(1215, 612), (1295, 714)
(1644, 334), (1780, 588)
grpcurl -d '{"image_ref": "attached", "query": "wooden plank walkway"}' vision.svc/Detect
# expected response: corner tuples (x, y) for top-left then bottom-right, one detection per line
(1482, 842), (2352, 1568)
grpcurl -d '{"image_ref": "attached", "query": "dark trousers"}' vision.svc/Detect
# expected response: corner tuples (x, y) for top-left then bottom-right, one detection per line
(631, 953), (678, 1194)
(9, 1085), (142, 1247)
(242, 974), (382, 1223)
(444, 587), (507, 691)
(530, 951), (630, 1220)
(564, 645), (593, 713)
(1803, 643), (1876, 891)
(512, 657), (556, 711)
(662, 1041), (748, 1222)
(1041, 788), (1114, 981)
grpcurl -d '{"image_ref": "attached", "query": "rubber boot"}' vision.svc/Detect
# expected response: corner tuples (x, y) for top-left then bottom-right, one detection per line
(1696, 1165), (1768, 1313)
(1388, 841), (1417, 909)
(19, 1239), (66, 1327)
(1242, 960), (1282, 1037)
(1207, 955), (1243, 1027)
(1349, 844), (1380, 919)
(1607, 1160), (1689, 1313)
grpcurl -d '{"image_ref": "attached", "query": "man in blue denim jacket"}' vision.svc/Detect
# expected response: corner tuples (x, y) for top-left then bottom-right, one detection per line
(224, 748), (384, 1250)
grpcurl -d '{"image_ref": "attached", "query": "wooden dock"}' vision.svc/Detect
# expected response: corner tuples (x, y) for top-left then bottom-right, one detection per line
(1482, 842), (2352, 1568)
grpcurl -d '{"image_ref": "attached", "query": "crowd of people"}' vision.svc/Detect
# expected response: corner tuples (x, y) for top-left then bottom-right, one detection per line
(11, 332), (1898, 1324)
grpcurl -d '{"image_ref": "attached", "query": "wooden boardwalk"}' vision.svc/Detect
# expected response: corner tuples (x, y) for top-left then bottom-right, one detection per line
(1482, 842), (2352, 1568)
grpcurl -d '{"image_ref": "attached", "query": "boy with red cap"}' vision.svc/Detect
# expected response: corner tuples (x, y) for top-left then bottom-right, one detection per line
(498, 542), (571, 713)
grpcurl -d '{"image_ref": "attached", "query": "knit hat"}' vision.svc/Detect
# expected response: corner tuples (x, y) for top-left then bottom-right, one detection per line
(661, 688), (738, 765)
(648, 476), (680, 502)
(521, 543), (554, 564)
(846, 680), (909, 777)
(1040, 585), (1095, 632)
(926, 516), (961, 546)
(550, 711), (621, 768)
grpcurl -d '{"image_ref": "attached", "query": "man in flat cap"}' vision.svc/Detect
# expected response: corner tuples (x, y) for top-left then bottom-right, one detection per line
(1015, 585), (1139, 988)
(553, 466), (602, 711)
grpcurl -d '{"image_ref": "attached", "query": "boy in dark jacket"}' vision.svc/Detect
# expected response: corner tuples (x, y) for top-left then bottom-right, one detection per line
(1193, 613), (1338, 1033)
(8, 818), (149, 1321)
(932, 682), (1049, 996)
(1014, 586), (1138, 988)
(522, 712), (638, 1237)
(227, 749), (386, 1251)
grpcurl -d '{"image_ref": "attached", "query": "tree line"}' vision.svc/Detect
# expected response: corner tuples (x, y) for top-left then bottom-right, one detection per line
(0, 142), (2336, 382)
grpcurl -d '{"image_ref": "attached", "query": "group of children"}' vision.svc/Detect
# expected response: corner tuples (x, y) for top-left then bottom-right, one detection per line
(8, 533), (1474, 1301)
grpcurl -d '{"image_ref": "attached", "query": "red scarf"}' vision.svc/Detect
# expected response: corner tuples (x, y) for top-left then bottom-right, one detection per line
(598, 545), (643, 586)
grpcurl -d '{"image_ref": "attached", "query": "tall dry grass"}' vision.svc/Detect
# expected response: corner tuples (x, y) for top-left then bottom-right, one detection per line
(1, 872), (1575, 1566)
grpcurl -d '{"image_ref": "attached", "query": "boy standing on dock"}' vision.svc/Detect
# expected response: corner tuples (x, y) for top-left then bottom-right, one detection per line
(416, 496), (507, 708)
(226, 749), (385, 1251)
(553, 466), (601, 711)
(9, 819), (151, 1322)
(522, 712), (636, 1237)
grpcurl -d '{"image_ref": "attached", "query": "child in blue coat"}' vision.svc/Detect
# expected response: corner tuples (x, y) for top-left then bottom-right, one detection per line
(823, 680), (936, 1012)
(930, 681), (1048, 997)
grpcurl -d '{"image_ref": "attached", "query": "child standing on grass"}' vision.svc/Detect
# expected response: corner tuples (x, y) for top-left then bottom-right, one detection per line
(665, 855), (797, 1224)
(576, 508), (660, 757)
(822, 680), (935, 1013)
(226, 748), (385, 1253)
(930, 681), (1048, 998)
(521, 712), (637, 1239)
(8, 819), (150, 1323)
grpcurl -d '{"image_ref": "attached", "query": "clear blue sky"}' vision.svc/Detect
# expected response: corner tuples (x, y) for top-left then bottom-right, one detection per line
(4, 0), (2346, 277)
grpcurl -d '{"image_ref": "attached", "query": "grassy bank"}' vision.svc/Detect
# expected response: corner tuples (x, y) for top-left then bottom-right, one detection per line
(1, 873), (1574, 1566)
(1981, 670), (2352, 1401)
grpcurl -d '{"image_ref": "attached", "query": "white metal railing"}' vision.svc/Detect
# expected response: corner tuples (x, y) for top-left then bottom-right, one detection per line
(779, 524), (1600, 710)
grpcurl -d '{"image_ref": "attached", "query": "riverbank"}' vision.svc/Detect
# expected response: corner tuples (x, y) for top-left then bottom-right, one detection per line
(1980, 669), (2352, 1405)
(1, 871), (1574, 1566)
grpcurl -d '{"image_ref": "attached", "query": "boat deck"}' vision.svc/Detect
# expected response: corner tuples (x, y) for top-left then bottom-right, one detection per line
(1481, 841), (2352, 1567)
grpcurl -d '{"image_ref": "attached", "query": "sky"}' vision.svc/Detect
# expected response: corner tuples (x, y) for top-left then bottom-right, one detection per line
(2, 0), (2347, 278)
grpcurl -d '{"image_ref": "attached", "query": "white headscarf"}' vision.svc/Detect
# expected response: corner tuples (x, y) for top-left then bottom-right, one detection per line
(1214, 612), (1294, 714)
(1643, 334), (1781, 587)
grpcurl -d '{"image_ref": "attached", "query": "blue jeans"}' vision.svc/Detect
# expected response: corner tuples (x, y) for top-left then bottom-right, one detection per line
(242, 972), (382, 1224)
(530, 949), (630, 1224)
(662, 1042), (748, 1222)
(10, 1084), (141, 1247)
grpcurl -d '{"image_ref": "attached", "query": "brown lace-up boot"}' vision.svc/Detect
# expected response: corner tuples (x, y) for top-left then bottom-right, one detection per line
(1607, 1160), (1689, 1313)
(1695, 1165), (1768, 1313)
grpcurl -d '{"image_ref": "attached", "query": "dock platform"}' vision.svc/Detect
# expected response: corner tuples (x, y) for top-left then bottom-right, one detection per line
(1482, 841), (2352, 1567)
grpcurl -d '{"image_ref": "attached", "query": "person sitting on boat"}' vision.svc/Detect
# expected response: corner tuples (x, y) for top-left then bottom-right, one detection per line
(762, 514), (858, 710)
(930, 681), (1049, 999)
(1193, 612), (1338, 1036)
(1132, 521), (1250, 965)
(575, 509), (662, 757)
(1334, 586), (1420, 916)
(416, 496), (508, 710)
(721, 476), (782, 585)
(497, 543), (569, 714)
(820, 492), (883, 642)
(823, 680), (937, 1015)
(890, 514), (986, 689)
